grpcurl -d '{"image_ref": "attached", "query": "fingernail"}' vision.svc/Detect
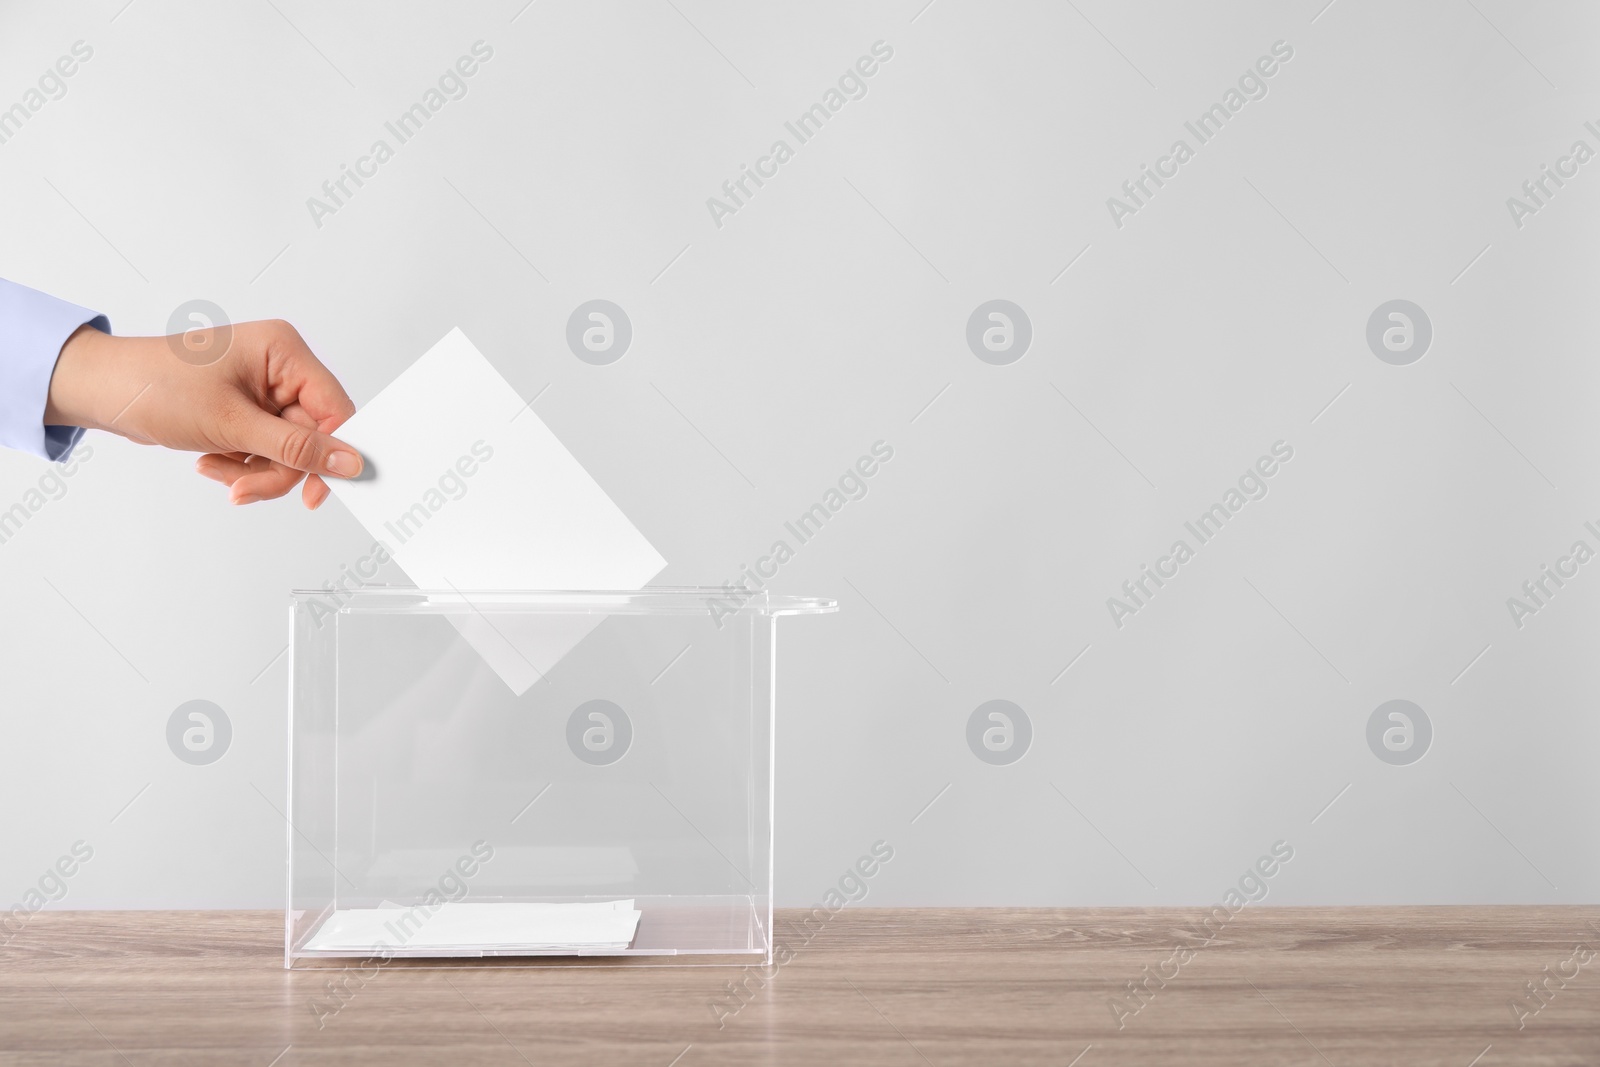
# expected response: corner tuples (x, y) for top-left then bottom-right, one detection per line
(326, 451), (360, 477)
(234, 493), (260, 506)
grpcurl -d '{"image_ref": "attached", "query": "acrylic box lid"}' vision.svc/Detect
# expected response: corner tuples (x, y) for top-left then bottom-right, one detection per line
(289, 586), (838, 617)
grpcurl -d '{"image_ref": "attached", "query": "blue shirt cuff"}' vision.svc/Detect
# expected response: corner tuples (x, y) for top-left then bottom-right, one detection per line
(0, 277), (110, 462)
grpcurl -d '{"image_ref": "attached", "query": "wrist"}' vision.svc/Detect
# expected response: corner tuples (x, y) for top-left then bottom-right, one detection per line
(45, 325), (124, 432)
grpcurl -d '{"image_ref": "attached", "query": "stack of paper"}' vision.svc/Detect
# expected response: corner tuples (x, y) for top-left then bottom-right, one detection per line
(304, 899), (643, 953)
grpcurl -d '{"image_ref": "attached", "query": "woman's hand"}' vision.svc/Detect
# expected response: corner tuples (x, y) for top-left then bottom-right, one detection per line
(45, 319), (362, 509)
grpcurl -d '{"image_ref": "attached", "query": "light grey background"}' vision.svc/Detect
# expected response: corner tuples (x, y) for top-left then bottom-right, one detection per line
(0, 0), (1596, 909)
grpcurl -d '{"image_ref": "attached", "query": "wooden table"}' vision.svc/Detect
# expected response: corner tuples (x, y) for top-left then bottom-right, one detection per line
(2, 907), (1597, 1065)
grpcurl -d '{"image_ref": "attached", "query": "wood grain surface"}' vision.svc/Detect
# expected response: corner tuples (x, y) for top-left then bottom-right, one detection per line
(2, 906), (1598, 1065)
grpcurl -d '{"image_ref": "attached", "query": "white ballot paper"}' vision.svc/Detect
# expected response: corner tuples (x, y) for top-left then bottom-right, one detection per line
(304, 899), (643, 953)
(326, 327), (667, 693)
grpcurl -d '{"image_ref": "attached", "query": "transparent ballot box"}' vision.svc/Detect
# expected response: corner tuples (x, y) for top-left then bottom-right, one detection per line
(286, 587), (835, 967)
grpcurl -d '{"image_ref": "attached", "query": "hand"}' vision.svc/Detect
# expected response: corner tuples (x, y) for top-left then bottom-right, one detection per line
(44, 319), (362, 509)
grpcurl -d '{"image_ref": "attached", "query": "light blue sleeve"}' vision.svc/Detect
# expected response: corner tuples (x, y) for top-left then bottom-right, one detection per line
(0, 277), (110, 462)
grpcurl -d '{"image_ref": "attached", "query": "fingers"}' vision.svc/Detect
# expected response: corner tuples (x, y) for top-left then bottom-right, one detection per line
(195, 453), (267, 485)
(223, 403), (363, 483)
(194, 451), (301, 505)
(302, 473), (331, 510)
(227, 464), (307, 505)
(261, 321), (358, 433)
(206, 464), (329, 509)
(201, 321), (362, 509)
(196, 453), (305, 505)
(224, 468), (330, 509)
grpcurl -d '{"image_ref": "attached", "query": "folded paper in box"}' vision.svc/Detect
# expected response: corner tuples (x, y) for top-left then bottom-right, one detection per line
(303, 899), (643, 953)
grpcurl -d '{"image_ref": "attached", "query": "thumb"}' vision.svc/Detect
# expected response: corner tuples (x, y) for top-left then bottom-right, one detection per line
(228, 404), (364, 479)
